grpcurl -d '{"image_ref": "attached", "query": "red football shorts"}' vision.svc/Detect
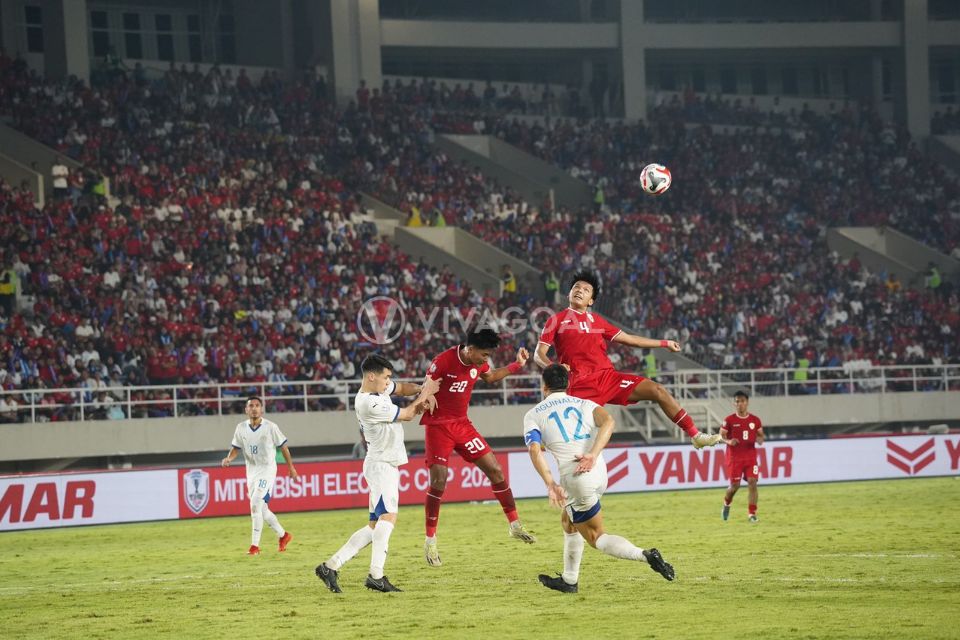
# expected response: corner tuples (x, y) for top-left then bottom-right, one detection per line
(568, 369), (646, 406)
(424, 419), (491, 466)
(727, 454), (759, 482)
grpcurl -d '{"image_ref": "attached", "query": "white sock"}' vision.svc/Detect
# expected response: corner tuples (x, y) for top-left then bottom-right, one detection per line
(327, 525), (374, 571)
(369, 520), (395, 580)
(251, 508), (264, 547)
(562, 531), (585, 585)
(595, 533), (645, 562)
(262, 505), (285, 537)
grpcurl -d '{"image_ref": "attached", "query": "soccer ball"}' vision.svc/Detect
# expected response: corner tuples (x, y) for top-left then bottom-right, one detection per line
(640, 163), (672, 196)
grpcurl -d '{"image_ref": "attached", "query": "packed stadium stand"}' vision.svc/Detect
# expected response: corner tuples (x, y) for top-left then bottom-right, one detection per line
(0, 1), (958, 430)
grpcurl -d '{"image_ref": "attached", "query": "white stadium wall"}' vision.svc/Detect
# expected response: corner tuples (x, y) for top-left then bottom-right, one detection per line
(3, 391), (958, 462)
(3, 434), (958, 531)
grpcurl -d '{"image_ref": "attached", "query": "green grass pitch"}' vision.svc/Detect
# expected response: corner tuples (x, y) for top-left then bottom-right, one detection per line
(1, 478), (958, 639)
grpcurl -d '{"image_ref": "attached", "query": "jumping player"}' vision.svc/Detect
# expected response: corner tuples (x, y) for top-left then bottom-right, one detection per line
(534, 271), (721, 449)
(720, 390), (764, 522)
(421, 328), (537, 567)
(525, 365), (675, 593)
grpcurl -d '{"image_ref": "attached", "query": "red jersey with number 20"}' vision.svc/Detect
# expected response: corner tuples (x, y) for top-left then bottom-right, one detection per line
(421, 345), (490, 426)
(539, 308), (622, 378)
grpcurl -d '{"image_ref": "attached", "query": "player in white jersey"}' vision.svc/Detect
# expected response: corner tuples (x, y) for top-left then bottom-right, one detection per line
(316, 354), (439, 593)
(523, 365), (675, 592)
(221, 396), (298, 555)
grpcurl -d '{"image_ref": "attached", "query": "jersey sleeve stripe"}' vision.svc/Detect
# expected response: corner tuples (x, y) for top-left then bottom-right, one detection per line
(537, 339), (554, 346)
(231, 444), (241, 450)
(609, 329), (622, 341)
(392, 406), (400, 422)
(278, 439), (288, 448)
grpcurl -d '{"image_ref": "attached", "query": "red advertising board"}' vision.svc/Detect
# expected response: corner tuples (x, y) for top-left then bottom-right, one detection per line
(177, 453), (510, 519)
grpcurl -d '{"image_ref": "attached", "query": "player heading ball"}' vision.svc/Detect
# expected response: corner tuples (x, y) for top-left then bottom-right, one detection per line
(535, 271), (722, 449)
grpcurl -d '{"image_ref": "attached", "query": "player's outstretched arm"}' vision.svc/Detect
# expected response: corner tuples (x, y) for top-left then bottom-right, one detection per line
(280, 444), (298, 479)
(612, 332), (681, 352)
(528, 443), (566, 509)
(479, 347), (530, 384)
(574, 406), (615, 474)
(394, 379), (431, 397)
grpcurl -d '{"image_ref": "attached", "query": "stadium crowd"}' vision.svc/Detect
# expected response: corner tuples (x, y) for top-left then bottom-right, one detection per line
(0, 52), (956, 421)
(373, 80), (960, 372)
(0, 56), (541, 421)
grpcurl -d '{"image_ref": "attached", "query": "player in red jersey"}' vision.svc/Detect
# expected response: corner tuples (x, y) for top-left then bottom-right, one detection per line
(720, 390), (764, 522)
(534, 271), (721, 449)
(421, 328), (536, 566)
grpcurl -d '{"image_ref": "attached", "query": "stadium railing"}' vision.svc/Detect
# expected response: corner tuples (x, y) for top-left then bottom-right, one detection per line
(1, 364), (957, 424)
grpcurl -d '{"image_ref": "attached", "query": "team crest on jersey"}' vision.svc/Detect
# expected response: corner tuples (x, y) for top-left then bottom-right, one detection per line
(429, 363), (437, 373)
(587, 313), (594, 322)
(749, 422), (755, 429)
(183, 469), (210, 514)
(469, 368), (477, 379)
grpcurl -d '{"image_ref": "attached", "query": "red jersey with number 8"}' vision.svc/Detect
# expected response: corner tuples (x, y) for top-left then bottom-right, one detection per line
(723, 413), (762, 460)
(421, 346), (490, 425)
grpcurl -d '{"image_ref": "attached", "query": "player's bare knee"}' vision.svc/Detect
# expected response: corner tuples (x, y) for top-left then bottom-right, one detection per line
(579, 527), (602, 548)
(484, 466), (505, 484)
(429, 465), (448, 491)
(654, 383), (672, 403)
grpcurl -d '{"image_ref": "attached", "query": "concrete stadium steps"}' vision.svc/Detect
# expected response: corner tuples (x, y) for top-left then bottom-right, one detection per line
(827, 226), (959, 287)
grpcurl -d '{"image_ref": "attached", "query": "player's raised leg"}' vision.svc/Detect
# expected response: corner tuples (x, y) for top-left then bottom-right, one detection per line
(573, 507), (675, 582)
(628, 380), (721, 449)
(473, 451), (536, 543)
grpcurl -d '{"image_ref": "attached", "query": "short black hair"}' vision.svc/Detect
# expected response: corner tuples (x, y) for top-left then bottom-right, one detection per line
(734, 390), (749, 399)
(542, 364), (569, 392)
(570, 270), (601, 302)
(246, 395), (263, 406)
(361, 354), (393, 374)
(466, 328), (500, 349)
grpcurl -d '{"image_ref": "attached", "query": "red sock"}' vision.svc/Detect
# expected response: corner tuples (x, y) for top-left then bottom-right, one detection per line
(425, 487), (444, 538)
(491, 481), (519, 523)
(748, 504), (757, 515)
(723, 498), (732, 507)
(672, 408), (699, 437)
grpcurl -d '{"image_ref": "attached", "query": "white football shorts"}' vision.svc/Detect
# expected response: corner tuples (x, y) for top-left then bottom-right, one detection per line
(363, 458), (400, 518)
(561, 456), (608, 517)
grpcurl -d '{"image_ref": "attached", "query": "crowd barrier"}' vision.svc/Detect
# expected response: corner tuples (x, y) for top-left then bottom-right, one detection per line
(2, 434), (958, 531)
